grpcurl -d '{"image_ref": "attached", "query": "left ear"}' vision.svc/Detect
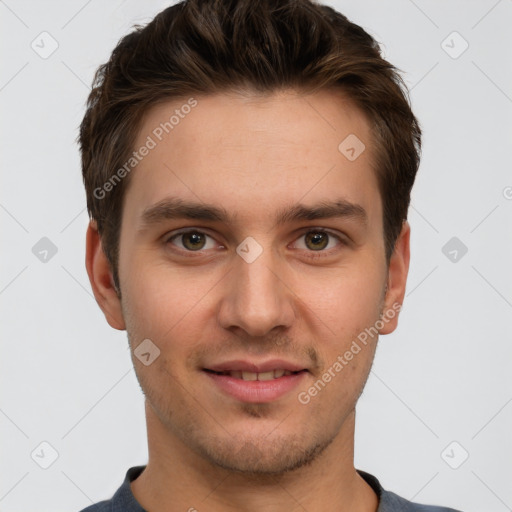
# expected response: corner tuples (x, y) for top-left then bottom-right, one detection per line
(379, 220), (410, 335)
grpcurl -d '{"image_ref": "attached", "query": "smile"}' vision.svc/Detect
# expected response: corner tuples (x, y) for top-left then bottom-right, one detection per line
(203, 369), (309, 403)
(205, 369), (304, 380)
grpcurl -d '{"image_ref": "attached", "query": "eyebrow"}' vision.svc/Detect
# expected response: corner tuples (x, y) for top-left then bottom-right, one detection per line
(139, 196), (368, 231)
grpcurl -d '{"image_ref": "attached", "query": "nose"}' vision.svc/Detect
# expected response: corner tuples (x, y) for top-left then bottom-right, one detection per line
(217, 242), (296, 338)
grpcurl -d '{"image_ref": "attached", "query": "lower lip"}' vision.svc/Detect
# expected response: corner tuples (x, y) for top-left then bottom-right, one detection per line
(203, 370), (308, 403)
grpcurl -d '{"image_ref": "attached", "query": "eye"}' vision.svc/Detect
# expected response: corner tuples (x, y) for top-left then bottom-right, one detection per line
(293, 229), (344, 253)
(166, 230), (218, 252)
(164, 228), (345, 256)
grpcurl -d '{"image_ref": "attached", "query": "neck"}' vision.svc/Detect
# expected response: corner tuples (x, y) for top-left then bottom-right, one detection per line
(131, 401), (378, 512)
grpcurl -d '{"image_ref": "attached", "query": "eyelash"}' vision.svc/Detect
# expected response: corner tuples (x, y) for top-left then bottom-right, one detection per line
(164, 228), (346, 258)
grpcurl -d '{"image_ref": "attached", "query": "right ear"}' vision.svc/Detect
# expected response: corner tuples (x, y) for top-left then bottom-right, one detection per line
(85, 220), (126, 331)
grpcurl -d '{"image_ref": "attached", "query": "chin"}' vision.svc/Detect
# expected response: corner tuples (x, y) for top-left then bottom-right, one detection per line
(198, 434), (332, 477)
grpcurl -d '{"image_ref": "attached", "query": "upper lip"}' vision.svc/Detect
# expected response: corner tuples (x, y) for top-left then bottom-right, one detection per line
(204, 359), (308, 373)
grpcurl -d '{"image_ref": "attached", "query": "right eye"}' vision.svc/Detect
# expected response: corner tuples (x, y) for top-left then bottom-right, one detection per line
(165, 229), (219, 252)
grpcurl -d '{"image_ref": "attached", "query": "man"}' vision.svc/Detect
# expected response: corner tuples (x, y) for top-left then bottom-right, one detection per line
(79, 0), (462, 510)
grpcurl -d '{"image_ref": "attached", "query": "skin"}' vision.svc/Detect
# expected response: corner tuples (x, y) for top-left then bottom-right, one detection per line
(86, 89), (410, 512)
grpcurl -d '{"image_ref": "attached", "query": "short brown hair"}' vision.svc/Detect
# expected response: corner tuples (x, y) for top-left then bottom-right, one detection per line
(79, 0), (421, 292)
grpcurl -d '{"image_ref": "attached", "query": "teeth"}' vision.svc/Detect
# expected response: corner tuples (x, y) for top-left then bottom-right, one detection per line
(256, 371), (275, 381)
(222, 369), (296, 380)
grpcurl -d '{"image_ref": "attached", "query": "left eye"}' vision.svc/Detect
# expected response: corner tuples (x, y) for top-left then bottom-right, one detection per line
(293, 230), (342, 251)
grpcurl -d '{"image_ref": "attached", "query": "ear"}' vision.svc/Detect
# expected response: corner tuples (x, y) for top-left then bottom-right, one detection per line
(379, 220), (410, 335)
(85, 220), (126, 331)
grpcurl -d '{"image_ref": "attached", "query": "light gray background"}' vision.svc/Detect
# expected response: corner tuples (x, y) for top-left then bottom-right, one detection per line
(1, 1), (511, 511)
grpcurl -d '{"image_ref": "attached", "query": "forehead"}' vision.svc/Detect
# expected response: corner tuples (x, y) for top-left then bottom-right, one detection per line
(123, 89), (381, 231)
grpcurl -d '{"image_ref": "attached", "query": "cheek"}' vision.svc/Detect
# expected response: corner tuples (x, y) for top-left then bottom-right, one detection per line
(292, 266), (384, 378)
(121, 259), (218, 353)
(121, 248), (186, 315)
(297, 262), (384, 328)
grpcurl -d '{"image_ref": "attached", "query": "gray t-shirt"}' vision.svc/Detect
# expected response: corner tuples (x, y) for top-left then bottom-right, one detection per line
(79, 466), (462, 512)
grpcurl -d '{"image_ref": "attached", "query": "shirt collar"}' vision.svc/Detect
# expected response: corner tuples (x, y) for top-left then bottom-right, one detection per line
(113, 466), (391, 511)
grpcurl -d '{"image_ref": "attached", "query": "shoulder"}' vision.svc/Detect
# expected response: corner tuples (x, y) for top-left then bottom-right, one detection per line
(75, 466), (147, 512)
(77, 502), (111, 512)
(381, 488), (463, 511)
(357, 470), (463, 512)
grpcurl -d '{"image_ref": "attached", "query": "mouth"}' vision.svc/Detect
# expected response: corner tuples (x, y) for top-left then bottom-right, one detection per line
(202, 368), (309, 403)
(203, 368), (308, 381)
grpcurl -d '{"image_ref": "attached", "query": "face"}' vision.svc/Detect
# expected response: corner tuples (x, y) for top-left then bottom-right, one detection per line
(90, 89), (409, 475)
